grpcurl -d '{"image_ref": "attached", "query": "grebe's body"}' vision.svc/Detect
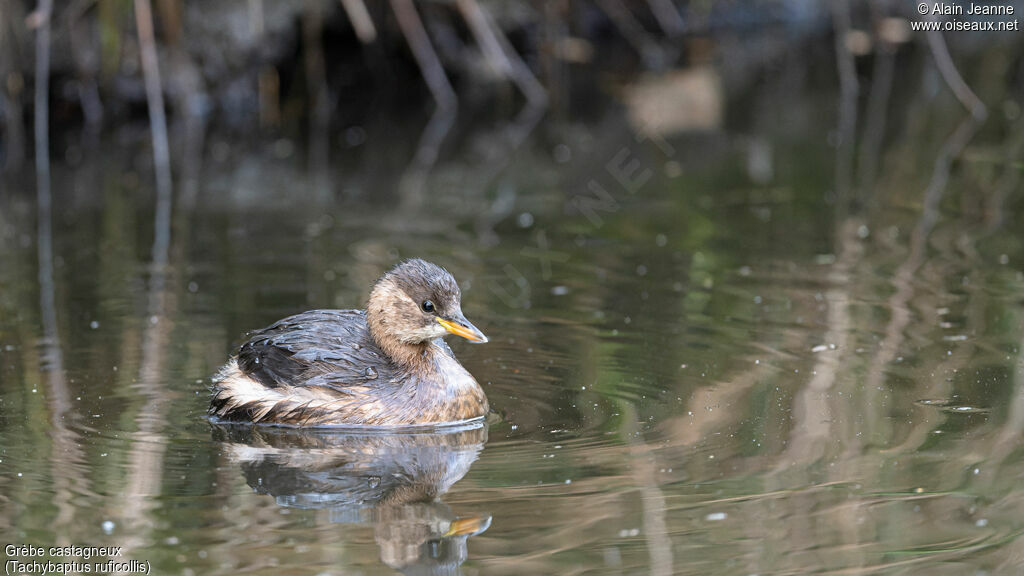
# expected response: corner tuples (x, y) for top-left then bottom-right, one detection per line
(210, 260), (489, 426)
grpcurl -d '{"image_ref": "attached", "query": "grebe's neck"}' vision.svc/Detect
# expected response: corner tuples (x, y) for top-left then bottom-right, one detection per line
(374, 333), (430, 369)
(366, 280), (432, 370)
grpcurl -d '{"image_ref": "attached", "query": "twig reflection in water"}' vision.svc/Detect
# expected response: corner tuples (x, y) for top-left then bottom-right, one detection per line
(34, 0), (91, 543)
(213, 422), (490, 573)
(119, 0), (178, 556)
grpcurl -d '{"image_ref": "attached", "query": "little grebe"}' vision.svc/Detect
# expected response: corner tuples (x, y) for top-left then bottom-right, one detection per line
(210, 259), (489, 426)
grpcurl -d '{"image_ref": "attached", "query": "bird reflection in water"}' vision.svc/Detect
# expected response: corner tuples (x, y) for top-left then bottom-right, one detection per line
(212, 421), (490, 574)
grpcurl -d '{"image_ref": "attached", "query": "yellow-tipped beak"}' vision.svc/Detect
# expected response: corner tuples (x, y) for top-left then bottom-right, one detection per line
(442, 515), (492, 537)
(437, 317), (488, 343)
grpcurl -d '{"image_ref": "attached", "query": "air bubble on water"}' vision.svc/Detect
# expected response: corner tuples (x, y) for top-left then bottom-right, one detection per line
(344, 126), (366, 147)
(553, 144), (571, 164)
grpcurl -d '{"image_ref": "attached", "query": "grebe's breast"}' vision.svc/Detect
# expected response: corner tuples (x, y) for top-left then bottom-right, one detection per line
(424, 340), (489, 421)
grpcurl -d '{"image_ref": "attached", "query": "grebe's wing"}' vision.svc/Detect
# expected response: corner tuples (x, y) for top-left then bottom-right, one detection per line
(236, 309), (387, 390)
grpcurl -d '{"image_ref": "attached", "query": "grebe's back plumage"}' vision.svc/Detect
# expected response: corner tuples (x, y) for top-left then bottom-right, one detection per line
(210, 260), (489, 427)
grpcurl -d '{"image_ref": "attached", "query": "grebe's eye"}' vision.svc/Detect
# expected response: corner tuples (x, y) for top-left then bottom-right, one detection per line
(422, 300), (435, 313)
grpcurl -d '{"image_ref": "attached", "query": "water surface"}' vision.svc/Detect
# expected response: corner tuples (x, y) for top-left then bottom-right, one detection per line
(3, 40), (1024, 575)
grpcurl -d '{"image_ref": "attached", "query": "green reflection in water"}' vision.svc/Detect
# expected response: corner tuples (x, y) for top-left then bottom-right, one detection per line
(2, 40), (1024, 576)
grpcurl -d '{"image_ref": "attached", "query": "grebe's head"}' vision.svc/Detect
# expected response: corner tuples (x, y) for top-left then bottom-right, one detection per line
(367, 259), (488, 348)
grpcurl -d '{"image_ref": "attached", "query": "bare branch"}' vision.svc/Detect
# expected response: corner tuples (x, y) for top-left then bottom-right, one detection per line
(595, 0), (666, 69)
(924, 20), (987, 120)
(340, 0), (377, 44)
(390, 0), (456, 113)
(456, 0), (547, 106)
(646, 0), (684, 38)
